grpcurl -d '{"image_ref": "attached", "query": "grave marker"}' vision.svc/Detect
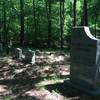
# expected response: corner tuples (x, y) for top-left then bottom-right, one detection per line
(64, 26), (100, 95)
(14, 48), (25, 60)
(24, 49), (35, 64)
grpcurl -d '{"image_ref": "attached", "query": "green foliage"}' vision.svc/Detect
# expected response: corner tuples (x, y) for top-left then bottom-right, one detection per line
(0, 0), (99, 47)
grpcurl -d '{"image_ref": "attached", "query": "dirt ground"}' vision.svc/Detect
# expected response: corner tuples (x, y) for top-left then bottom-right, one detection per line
(0, 50), (100, 100)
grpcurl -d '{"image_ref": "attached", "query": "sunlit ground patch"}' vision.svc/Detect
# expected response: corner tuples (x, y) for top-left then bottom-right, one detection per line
(0, 85), (10, 96)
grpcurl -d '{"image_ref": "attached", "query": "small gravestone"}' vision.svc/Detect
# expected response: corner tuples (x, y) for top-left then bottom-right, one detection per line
(64, 26), (100, 95)
(24, 49), (35, 64)
(8, 39), (13, 54)
(14, 48), (25, 60)
(6, 40), (13, 55)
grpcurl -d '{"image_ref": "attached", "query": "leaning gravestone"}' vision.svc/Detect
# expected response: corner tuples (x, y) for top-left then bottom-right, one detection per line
(64, 26), (100, 95)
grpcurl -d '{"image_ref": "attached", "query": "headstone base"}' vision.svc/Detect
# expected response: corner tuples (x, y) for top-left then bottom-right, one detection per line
(63, 80), (100, 96)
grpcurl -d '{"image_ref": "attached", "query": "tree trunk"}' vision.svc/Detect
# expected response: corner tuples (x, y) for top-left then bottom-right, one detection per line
(36, 7), (40, 41)
(45, 0), (52, 48)
(60, 1), (64, 49)
(73, 0), (77, 26)
(3, 1), (7, 46)
(0, 1), (3, 42)
(32, 0), (37, 47)
(83, 0), (88, 26)
(20, 0), (24, 45)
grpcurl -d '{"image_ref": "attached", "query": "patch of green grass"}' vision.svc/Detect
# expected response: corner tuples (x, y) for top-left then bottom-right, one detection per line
(2, 96), (12, 100)
(39, 48), (70, 53)
(35, 75), (66, 88)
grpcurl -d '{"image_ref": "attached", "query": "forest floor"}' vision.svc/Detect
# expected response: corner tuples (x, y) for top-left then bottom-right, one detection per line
(0, 50), (100, 100)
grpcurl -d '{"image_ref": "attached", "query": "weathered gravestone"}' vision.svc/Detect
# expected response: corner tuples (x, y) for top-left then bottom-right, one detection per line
(14, 48), (25, 60)
(24, 49), (35, 64)
(13, 48), (35, 64)
(7, 39), (13, 54)
(64, 26), (100, 95)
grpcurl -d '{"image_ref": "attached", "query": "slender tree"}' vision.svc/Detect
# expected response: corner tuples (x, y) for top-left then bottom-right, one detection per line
(93, 1), (100, 37)
(83, 0), (88, 26)
(45, 0), (52, 48)
(36, 6), (40, 40)
(20, 0), (24, 45)
(73, 0), (77, 26)
(0, 1), (3, 42)
(32, 0), (37, 46)
(81, 0), (88, 26)
(60, 0), (64, 49)
(3, 0), (7, 46)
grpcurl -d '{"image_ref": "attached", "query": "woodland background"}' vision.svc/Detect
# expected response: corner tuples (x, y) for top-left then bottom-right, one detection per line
(0, 0), (100, 49)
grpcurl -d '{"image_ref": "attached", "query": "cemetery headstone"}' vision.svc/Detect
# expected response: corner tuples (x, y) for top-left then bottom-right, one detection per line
(14, 48), (25, 60)
(6, 40), (13, 55)
(64, 26), (100, 95)
(24, 49), (35, 64)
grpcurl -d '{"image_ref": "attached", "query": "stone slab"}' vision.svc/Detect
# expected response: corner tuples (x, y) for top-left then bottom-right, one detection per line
(70, 26), (100, 88)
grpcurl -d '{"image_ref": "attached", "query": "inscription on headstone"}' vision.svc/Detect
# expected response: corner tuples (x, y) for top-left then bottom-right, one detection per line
(70, 26), (100, 89)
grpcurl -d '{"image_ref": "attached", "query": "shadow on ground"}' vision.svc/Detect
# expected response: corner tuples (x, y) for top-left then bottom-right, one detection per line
(0, 77), (43, 100)
(0, 76), (100, 100)
(45, 82), (100, 100)
(0, 76), (65, 100)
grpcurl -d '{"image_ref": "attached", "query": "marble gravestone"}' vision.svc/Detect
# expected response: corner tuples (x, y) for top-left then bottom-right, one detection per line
(64, 26), (100, 95)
